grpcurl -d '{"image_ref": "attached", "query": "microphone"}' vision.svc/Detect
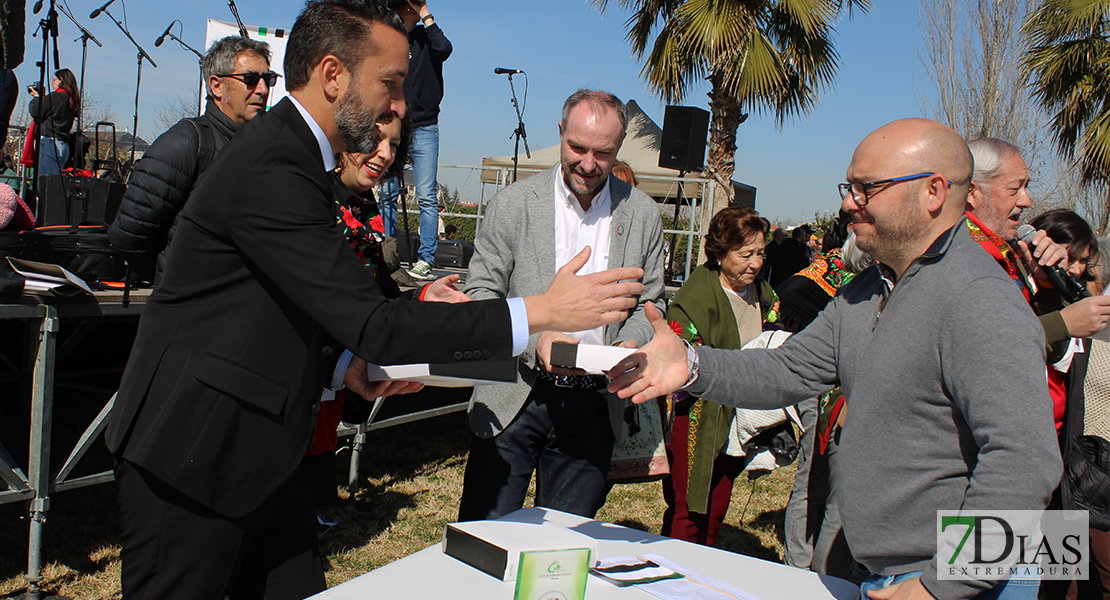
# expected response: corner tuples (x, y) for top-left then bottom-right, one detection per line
(1016, 224), (1090, 302)
(494, 67), (523, 75)
(32, 0), (43, 14)
(89, 0), (116, 19)
(155, 22), (174, 47)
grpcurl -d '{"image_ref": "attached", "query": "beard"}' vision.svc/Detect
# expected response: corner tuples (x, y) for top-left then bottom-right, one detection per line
(560, 156), (606, 198)
(333, 79), (380, 155)
(854, 188), (928, 264)
(973, 197), (1012, 239)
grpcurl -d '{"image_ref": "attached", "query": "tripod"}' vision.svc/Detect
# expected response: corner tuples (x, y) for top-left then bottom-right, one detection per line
(56, 1), (101, 170)
(504, 73), (529, 183)
(96, 6), (156, 178)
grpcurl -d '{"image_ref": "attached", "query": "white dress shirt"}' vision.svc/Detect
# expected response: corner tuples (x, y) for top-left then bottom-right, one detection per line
(283, 96), (529, 389)
(554, 165), (612, 346)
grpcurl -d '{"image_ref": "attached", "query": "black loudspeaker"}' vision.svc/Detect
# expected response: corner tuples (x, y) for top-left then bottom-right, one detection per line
(659, 105), (710, 172)
(38, 175), (126, 227)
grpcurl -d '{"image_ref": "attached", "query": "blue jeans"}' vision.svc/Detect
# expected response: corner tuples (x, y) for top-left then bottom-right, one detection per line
(860, 570), (1039, 600)
(377, 124), (439, 264)
(457, 380), (615, 521)
(39, 136), (69, 175)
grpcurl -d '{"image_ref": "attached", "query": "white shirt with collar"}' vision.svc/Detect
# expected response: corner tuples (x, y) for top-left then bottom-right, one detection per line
(284, 95), (529, 390)
(554, 165), (612, 346)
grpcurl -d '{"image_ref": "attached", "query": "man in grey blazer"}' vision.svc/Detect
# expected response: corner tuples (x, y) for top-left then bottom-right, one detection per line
(458, 90), (665, 520)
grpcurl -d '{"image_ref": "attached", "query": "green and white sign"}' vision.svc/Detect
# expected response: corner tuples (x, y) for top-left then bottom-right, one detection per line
(513, 547), (591, 600)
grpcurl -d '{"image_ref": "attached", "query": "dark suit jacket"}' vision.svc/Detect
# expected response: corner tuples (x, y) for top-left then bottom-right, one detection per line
(104, 98), (513, 517)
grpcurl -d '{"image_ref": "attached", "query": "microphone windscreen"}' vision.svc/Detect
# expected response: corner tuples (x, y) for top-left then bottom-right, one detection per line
(1016, 224), (1036, 244)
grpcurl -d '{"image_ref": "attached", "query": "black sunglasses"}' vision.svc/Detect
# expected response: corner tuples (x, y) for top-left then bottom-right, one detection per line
(218, 71), (280, 88)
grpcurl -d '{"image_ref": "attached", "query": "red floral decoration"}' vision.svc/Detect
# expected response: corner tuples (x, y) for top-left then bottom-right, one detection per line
(668, 320), (683, 337)
(369, 214), (385, 233)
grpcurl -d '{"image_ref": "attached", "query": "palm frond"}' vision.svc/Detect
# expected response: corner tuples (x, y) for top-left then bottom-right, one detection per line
(1024, 0), (1110, 185)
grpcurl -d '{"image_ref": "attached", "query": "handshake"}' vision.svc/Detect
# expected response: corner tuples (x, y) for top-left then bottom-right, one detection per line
(344, 246), (651, 401)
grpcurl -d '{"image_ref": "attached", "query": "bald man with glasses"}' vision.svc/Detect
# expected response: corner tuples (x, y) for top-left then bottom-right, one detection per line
(609, 118), (1061, 600)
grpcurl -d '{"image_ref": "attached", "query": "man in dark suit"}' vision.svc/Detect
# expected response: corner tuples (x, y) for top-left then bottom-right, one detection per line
(103, 3), (645, 599)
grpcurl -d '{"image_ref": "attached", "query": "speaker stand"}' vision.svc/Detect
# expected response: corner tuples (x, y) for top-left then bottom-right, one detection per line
(667, 170), (686, 285)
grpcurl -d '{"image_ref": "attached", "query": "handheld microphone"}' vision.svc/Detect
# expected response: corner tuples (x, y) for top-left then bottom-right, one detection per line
(1017, 224), (1090, 302)
(494, 67), (523, 75)
(155, 22), (174, 47)
(89, 0), (116, 19)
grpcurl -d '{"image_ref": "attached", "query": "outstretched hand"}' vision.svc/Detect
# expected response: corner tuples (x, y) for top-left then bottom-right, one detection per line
(606, 303), (690, 403)
(524, 246), (645, 335)
(343, 355), (424, 401)
(423, 274), (470, 304)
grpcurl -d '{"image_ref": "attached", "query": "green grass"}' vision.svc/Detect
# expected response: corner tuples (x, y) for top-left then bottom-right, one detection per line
(0, 412), (795, 599)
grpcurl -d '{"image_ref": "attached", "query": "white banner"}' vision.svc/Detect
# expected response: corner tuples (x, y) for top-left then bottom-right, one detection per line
(203, 19), (291, 114)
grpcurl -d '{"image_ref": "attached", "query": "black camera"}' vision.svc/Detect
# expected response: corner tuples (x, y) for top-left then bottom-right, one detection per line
(28, 81), (43, 95)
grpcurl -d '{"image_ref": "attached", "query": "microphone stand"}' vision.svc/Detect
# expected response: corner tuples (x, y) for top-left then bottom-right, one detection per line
(99, 6), (156, 177)
(505, 73), (530, 183)
(165, 30), (203, 60)
(163, 30), (204, 117)
(56, 1), (100, 170)
(228, 0), (250, 38)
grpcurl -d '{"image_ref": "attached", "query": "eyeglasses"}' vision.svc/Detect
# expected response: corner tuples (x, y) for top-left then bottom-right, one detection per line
(837, 173), (949, 206)
(218, 71), (280, 89)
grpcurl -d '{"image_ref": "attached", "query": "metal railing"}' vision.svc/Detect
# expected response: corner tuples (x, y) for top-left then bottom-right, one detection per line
(390, 163), (711, 282)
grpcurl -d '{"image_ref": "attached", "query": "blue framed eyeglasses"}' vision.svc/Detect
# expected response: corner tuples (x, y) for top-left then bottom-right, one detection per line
(837, 173), (948, 206)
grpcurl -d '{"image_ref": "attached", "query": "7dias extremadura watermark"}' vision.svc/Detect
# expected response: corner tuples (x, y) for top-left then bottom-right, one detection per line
(937, 510), (1089, 581)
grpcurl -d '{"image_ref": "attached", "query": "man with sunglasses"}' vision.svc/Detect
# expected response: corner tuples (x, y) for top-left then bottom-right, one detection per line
(110, 35), (276, 286)
(608, 118), (1061, 600)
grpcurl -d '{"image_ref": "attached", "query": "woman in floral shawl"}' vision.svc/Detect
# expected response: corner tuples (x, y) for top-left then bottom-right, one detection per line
(662, 206), (779, 546)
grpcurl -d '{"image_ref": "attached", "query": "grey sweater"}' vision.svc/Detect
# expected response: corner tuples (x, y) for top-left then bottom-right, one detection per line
(688, 219), (1061, 599)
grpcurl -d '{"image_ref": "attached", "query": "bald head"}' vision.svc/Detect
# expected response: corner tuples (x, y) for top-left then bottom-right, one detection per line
(843, 118), (972, 277)
(853, 118), (972, 210)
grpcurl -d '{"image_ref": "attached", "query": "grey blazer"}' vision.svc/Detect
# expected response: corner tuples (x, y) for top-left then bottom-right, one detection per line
(464, 165), (666, 439)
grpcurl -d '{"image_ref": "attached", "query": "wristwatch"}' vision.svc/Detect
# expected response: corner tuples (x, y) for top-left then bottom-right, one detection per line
(421, 13), (434, 24)
(682, 340), (699, 389)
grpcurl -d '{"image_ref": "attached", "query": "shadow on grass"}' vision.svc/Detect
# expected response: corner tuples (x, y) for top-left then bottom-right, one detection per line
(610, 519), (653, 533)
(315, 398), (473, 555)
(715, 506), (787, 563)
(1, 385), (475, 589)
(0, 482), (121, 585)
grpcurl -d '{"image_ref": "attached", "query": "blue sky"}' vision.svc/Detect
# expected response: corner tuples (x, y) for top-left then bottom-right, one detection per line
(15, 0), (927, 222)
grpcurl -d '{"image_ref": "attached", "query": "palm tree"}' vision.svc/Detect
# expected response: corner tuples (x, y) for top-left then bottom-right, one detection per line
(593, 0), (870, 222)
(1023, 0), (1110, 233)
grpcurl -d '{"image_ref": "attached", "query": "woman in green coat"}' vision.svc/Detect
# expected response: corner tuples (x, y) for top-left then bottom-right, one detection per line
(662, 206), (779, 546)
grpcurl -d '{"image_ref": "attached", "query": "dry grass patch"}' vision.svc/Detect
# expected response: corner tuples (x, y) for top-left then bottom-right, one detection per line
(1, 411), (796, 599)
